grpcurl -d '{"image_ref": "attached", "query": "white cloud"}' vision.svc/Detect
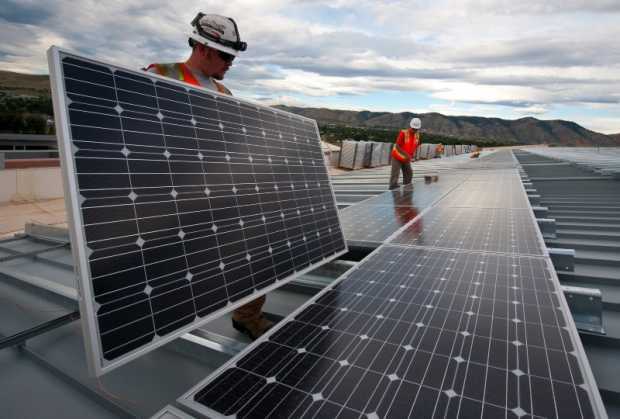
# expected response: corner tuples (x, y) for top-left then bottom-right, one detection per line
(0, 0), (619, 132)
(514, 105), (549, 116)
(429, 81), (552, 107)
(580, 117), (620, 135)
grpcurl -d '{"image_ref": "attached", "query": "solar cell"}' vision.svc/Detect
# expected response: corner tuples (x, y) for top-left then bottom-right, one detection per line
(48, 47), (347, 375)
(180, 245), (600, 418)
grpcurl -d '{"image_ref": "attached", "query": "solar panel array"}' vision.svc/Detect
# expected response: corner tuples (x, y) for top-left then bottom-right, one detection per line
(180, 150), (604, 418)
(340, 177), (462, 248)
(391, 207), (544, 256)
(48, 48), (347, 375)
(186, 246), (592, 418)
(340, 202), (419, 248)
(439, 175), (531, 209)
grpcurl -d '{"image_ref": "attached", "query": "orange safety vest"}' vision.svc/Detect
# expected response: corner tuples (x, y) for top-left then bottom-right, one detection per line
(391, 129), (420, 163)
(144, 63), (231, 95)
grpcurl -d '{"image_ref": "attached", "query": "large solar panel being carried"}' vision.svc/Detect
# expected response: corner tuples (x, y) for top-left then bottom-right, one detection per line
(47, 47), (347, 375)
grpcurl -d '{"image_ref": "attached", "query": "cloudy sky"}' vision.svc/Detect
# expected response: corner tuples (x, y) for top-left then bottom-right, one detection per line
(1, 0), (619, 133)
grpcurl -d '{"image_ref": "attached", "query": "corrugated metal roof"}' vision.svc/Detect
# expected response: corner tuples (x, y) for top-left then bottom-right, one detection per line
(2, 147), (619, 417)
(514, 148), (620, 417)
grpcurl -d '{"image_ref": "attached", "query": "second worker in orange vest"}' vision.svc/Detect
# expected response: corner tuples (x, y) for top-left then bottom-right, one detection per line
(145, 13), (273, 341)
(389, 117), (422, 190)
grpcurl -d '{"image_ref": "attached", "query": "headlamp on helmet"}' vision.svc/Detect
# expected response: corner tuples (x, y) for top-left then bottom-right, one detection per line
(188, 13), (247, 55)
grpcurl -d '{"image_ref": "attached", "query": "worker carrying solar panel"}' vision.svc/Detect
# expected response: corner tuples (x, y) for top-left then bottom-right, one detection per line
(389, 117), (422, 190)
(144, 13), (273, 340)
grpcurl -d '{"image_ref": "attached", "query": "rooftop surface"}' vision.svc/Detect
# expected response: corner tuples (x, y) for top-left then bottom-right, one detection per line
(1, 148), (619, 418)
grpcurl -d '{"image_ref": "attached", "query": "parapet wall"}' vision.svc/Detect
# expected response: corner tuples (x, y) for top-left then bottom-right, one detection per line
(0, 167), (64, 203)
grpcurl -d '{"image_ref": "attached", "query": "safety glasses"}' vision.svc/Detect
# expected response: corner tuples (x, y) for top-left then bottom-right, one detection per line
(217, 50), (235, 63)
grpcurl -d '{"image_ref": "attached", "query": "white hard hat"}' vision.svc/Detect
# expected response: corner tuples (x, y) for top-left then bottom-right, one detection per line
(410, 118), (422, 130)
(189, 13), (247, 56)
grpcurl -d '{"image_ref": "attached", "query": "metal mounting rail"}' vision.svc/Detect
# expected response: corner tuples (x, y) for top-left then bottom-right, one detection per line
(0, 310), (80, 350)
(0, 242), (69, 263)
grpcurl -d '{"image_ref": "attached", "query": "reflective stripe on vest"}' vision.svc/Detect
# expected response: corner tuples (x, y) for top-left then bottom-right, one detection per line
(178, 63), (200, 85)
(391, 146), (409, 162)
(145, 63), (230, 95)
(391, 130), (417, 162)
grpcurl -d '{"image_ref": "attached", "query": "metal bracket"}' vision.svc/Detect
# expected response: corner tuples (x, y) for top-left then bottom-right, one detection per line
(562, 285), (605, 335)
(537, 218), (556, 238)
(531, 206), (548, 219)
(528, 194), (541, 205)
(548, 247), (575, 271)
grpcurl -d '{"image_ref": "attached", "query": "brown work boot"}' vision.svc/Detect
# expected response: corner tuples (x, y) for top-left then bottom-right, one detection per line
(231, 295), (273, 340)
(232, 315), (274, 340)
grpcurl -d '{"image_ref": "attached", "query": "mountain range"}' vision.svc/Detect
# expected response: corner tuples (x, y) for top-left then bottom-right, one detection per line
(0, 70), (50, 97)
(276, 106), (619, 147)
(1, 70), (618, 146)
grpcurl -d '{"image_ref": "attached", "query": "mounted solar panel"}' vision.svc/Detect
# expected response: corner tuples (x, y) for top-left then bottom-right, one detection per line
(47, 47), (347, 375)
(179, 244), (604, 418)
(340, 178), (462, 249)
(392, 206), (544, 256)
(340, 186), (423, 249)
(342, 204), (419, 248)
(178, 155), (605, 418)
(440, 178), (531, 209)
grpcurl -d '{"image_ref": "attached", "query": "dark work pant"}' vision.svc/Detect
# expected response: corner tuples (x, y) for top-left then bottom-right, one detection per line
(389, 159), (412, 189)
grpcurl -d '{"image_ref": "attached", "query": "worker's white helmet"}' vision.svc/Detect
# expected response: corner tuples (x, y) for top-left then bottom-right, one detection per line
(410, 118), (422, 130)
(189, 13), (247, 56)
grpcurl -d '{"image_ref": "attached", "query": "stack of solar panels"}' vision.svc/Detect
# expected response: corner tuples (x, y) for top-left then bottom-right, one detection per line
(47, 47), (347, 375)
(339, 140), (358, 169)
(339, 140), (370, 170)
(339, 141), (390, 169)
(353, 142), (369, 169)
(416, 144), (427, 159)
(381, 144), (391, 165)
(359, 141), (373, 168)
(369, 143), (385, 168)
(179, 150), (605, 418)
